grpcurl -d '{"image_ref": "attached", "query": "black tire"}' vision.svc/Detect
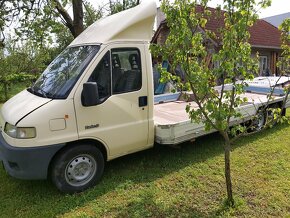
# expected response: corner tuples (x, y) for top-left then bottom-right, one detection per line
(50, 144), (104, 193)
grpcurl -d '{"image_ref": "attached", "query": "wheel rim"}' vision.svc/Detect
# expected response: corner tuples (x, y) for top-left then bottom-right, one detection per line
(254, 111), (265, 130)
(65, 154), (97, 187)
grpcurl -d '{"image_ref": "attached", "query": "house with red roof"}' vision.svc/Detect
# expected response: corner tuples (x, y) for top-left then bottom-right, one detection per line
(152, 7), (283, 76)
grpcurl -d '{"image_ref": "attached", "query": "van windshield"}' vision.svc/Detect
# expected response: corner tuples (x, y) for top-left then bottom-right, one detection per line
(28, 45), (100, 99)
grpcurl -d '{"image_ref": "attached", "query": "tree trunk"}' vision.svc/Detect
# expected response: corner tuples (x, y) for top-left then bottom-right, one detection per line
(221, 131), (234, 206)
(109, 0), (113, 15)
(123, 0), (126, 10)
(72, 0), (84, 37)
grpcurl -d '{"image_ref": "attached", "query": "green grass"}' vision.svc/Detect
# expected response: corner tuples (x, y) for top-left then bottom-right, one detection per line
(0, 117), (289, 217)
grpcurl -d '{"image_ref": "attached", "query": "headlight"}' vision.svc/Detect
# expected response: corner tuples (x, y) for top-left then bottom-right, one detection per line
(4, 123), (36, 139)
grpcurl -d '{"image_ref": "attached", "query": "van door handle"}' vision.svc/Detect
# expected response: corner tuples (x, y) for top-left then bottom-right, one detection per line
(139, 96), (148, 107)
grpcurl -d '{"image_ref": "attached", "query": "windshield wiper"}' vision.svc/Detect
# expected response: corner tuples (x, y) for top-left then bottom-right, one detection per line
(38, 88), (48, 98)
(28, 86), (51, 98)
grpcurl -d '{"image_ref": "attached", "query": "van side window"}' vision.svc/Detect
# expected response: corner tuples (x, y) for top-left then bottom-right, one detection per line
(88, 51), (111, 100)
(112, 48), (142, 94)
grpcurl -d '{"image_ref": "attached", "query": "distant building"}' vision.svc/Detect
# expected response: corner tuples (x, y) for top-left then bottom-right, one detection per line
(152, 7), (285, 76)
(263, 12), (290, 28)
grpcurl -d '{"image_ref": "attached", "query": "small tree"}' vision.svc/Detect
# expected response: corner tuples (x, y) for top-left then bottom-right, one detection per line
(151, 0), (274, 206)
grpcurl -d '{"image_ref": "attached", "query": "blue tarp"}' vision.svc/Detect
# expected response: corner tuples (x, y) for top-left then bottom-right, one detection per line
(245, 86), (285, 96)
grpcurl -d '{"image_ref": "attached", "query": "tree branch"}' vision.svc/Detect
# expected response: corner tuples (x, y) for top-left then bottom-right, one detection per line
(51, 0), (75, 36)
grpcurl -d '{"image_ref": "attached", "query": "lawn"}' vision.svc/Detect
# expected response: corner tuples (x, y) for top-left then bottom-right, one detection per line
(0, 110), (289, 217)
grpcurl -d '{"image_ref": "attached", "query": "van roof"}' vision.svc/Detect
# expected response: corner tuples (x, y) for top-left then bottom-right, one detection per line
(70, 0), (157, 46)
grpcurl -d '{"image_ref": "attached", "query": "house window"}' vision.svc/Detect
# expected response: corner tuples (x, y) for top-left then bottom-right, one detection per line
(259, 56), (268, 76)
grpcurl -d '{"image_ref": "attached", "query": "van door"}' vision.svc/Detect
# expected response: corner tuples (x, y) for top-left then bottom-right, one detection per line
(74, 44), (150, 159)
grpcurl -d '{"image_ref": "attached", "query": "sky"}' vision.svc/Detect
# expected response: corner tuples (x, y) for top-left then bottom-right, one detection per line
(256, 0), (290, 18)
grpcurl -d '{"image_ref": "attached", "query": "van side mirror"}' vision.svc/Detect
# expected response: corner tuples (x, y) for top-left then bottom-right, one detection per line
(81, 82), (100, 107)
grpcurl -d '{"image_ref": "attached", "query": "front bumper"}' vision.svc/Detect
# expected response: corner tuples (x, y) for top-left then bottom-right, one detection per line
(0, 132), (65, 180)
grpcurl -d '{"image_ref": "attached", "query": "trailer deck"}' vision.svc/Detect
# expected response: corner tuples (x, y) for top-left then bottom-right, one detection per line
(153, 90), (288, 145)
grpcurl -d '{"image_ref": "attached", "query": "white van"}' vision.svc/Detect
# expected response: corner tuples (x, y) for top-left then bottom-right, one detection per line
(0, 1), (289, 193)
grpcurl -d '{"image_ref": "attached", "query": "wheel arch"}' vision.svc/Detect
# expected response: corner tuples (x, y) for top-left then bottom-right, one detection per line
(258, 100), (283, 112)
(48, 138), (108, 178)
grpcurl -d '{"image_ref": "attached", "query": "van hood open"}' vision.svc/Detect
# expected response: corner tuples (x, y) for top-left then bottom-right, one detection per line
(1, 89), (52, 125)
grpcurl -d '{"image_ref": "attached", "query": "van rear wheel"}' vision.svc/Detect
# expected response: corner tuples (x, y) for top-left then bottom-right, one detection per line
(50, 144), (104, 193)
(251, 109), (266, 131)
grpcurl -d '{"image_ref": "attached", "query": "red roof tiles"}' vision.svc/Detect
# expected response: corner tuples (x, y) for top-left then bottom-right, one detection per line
(249, 19), (282, 48)
(154, 6), (282, 48)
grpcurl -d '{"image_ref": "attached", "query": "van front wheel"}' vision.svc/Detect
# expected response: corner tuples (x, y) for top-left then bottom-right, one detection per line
(50, 144), (104, 193)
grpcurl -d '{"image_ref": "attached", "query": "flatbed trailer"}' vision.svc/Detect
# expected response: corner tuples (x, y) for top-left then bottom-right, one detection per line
(154, 88), (290, 144)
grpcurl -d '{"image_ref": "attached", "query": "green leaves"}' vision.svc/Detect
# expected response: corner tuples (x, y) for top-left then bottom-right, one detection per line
(277, 19), (290, 76)
(200, 18), (207, 28)
(259, 0), (272, 8)
(0, 38), (54, 101)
